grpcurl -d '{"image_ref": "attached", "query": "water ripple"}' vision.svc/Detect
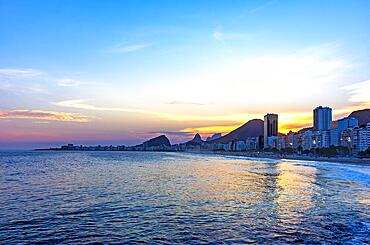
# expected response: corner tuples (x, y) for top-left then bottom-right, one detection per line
(0, 151), (369, 243)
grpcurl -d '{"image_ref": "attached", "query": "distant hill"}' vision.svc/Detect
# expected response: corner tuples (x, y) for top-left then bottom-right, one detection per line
(185, 133), (203, 145)
(298, 127), (313, 133)
(209, 119), (264, 144)
(142, 135), (171, 147)
(349, 109), (370, 126)
(206, 133), (222, 141)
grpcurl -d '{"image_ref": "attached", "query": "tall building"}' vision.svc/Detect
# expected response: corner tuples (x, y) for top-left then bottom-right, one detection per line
(264, 113), (278, 148)
(330, 117), (358, 146)
(353, 123), (370, 153)
(313, 106), (332, 131)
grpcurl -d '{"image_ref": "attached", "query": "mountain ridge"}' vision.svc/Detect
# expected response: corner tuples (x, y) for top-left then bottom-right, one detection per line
(139, 135), (171, 148)
(349, 109), (370, 126)
(209, 119), (264, 144)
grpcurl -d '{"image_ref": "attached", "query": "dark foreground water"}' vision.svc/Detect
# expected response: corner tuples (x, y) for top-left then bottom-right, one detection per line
(0, 151), (369, 244)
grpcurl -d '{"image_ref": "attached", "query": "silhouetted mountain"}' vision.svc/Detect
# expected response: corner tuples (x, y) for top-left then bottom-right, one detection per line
(142, 135), (171, 147)
(298, 127), (313, 133)
(209, 119), (264, 144)
(206, 133), (222, 141)
(192, 133), (202, 142)
(349, 109), (370, 126)
(185, 133), (203, 145)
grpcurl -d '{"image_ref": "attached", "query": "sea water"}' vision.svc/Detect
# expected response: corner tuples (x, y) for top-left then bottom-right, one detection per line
(0, 151), (369, 243)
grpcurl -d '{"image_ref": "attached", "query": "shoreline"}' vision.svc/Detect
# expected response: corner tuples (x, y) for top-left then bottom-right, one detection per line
(190, 151), (370, 165)
(33, 149), (370, 165)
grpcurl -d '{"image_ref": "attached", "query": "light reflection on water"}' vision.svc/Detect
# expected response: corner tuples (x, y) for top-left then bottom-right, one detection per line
(0, 151), (369, 243)
(275, 162), (317, 217)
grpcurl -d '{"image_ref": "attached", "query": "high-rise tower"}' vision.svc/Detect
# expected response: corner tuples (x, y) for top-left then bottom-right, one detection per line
(264, 113), (278, 148)
(313, 106), (332, 131)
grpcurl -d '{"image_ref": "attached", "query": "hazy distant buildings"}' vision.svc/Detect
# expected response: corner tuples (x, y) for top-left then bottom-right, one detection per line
(287, 131), (299, 148)
(277, 135), (287, 150)
(231, 140), (247, 151)
(264, 113), (278, 148)
(246, 137), (259, 150)
(301, 129), (314, 150)
(266, 136), (278, 149)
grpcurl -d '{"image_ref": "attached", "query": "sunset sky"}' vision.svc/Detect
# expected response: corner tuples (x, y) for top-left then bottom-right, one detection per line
(1, 0), (370, 149)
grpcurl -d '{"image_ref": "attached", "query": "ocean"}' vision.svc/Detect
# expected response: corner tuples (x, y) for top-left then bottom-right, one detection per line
(0, 151), (369, 243)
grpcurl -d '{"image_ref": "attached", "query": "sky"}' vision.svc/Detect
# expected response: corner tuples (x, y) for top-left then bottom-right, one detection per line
(1, 0), (370, 149)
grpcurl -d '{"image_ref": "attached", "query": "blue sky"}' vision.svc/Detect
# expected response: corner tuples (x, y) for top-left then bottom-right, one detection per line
(0, 0), (370, 148)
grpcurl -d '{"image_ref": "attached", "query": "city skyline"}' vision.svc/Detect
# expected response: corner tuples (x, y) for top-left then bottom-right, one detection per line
(36, 105), (370, 154)
(1, 0), (370, 149)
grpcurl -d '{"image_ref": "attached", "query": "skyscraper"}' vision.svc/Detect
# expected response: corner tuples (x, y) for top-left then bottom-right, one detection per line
(264, 113), (278, 148)
(313, 106), (332, 131)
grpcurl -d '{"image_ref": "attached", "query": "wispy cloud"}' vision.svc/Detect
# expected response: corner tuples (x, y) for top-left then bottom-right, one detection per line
(53, 99), (181, 119)
(146, 131), (194, 137)
(102, 42), (152, 53)
(55, 78), (99, 87)
(0, 67), (100, 95)
(212, 27), (250, 41)
(0, 81), (50, 94)
(341, 80), (370, 103)
(180, 125), (239, 135)
(165, 100), (207, 106)
(0, 68), (49, 94)
(249, 1), (273, 14)
(56, 78), (82, 87)
(0, 68), (42, 78)
(0, 109), (92, 122)
(53, 99), (260, 122)
(155, 43), (351, 108)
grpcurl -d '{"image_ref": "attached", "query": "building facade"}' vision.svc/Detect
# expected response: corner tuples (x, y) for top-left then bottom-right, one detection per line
(264, 113), (278, 148)
(330, 127), (339, 146)
(313, 106), (332, 131)
(353, 123), (370, 153)
(330, 117), (358, 147)
(312, 130), (330, 148)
